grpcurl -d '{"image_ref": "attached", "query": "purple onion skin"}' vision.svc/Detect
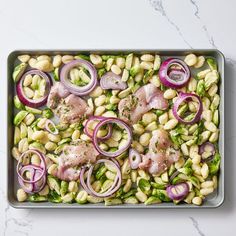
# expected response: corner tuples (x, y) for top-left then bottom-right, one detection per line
(159, 58), (191, 89)
(172, 92), (203, 125)
(129, 148), (141, 169)
(92, 118), (132, 157)
(60, 59), (98, 96)
(16, 70), (52, 108)
(166, 182), (189, 201)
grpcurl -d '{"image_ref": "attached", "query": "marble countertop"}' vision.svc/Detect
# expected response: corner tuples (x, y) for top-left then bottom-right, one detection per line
(0, 0), (235, 235)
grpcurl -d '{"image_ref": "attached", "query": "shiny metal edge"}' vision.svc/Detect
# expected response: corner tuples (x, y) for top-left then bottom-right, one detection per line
(7, 49), (225, 209)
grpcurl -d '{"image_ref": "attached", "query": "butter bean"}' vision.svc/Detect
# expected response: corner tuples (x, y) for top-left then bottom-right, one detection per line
(194, 56), (205, 68)
(141, 54), (154, 62)
(111, 65), (121, 75)
(192, 196), (202, 206)
(201, 163), (209, 179)
(159, 112), (168, 124)
(184, 54), (197, 66)
(164, 119), (178, 130)
(164, 89), (176, 99)
(140, 61), (153, 70)
(142, 112), (157, 125)
(53, 55), (62, 67)
(139, 133), (151, 146)
(94, 106), (105, 116)
(18, 55), (30, 63)
(204, 121), (217, 132)
(62, 55), (74, 64)
(200, 187), (214, 196)
(17, 189), (28, 202)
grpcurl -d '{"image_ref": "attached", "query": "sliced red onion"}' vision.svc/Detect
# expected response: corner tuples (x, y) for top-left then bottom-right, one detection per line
(32, 169), (46, 193)
(129, 148), (141, 169)
(86, 159), (122, 197)
(17, 150), (46, 184)
(60, 59), (97, 96)
(84, 116), (112, 140)
(166, 182), (189, 200)
(159, 58), (190, 88)
(199, 142), (216, 162)
(79, 168), (93, 195)
(169, 170), (180, 182)
(92, 118), (132, 157)
(45, 119), (59, 135)
(172, 92), (203, 125)
(17, 165), (46, 194)
(16, 70), (52, 108)
(100, 72), (127, 90)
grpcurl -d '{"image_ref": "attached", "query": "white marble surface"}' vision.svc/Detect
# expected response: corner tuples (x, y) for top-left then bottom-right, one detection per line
(0, 0), (235, 235)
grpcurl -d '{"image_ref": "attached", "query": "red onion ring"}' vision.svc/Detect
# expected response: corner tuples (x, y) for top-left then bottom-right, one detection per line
(166, 182), (189, 200)
(84, 116), (112, 141)
(172, 92), (203, 125)
(92, 118), (132, 157)
(199, 142), (216, 162)
(17, 150), (46, 184)
(129, 148), (141, 169)
(86, 159), (122, 197)
(45, 119), (59, 135)
(100, 72), (127, 90)
(32, 168), (47, 193)
(159, 58), (190, 88)
(17, 165), (46, 193)
(60, 59), (97, 96)
(16, 70), (52, 108)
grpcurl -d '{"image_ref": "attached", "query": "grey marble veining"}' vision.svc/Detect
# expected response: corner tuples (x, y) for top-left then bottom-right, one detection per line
(0, 0), (236, 235)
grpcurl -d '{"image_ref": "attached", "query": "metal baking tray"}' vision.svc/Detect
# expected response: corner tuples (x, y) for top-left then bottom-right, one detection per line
(7, 49), (225, 209)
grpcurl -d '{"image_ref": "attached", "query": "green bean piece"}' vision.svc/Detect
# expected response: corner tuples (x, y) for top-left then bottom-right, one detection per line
(14, 111), (28, 126)
(12, 63), (27, 83)
(14, 95), (25, 110)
